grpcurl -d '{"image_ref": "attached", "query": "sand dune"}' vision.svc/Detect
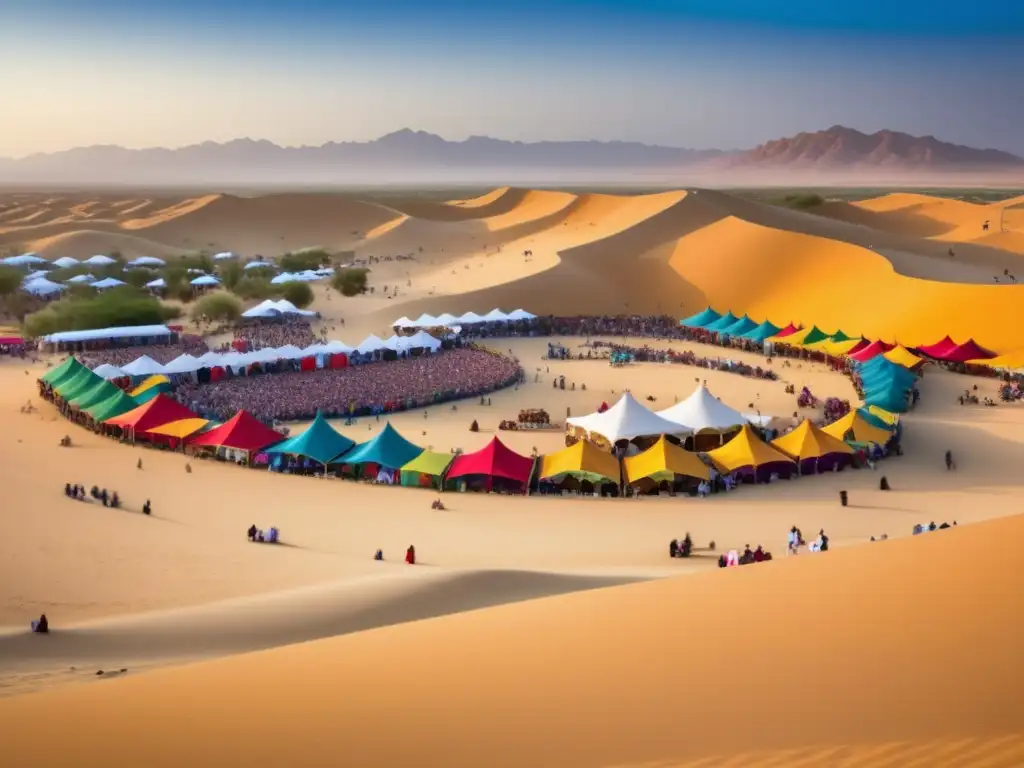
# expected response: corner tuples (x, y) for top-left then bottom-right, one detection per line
(1, 512), (1020, 767)
(28, 229), (187, 259)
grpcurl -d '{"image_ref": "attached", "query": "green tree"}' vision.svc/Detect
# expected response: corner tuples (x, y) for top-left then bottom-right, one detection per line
(21, 286), (179, 338)
(280, 249), (330, 272)
(231, 276), (276, 301)
(331, 268), (369, 297)
(192, 292), (242, 323)
(0, 265), (23, 297)
(217, 260), (244, 289)
(281, 281), (315, 308)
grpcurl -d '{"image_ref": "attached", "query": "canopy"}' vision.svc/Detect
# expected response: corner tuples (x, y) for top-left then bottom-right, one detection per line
(505, 309), (536, 321)
(741, 320), (782, 343)
(481, 309), (509, 322)
(3, 253), (48, 266)
(105, 393), (199, 433)
(127, 256), (166, 267)
(803, 337), (864, 357)
(822, 410), (892, 445)
(92, 277), (126, 289)
(863, 387), (912, 414)
(566, 392), (685, 443)
(86, 389), (139, 421)
(264, 412), (354, 464)
(355, 335), (387, 354)
(54, 367), (103, 399)
(130, 374), (171, 398)
(92, 363), (127, 380)
(121, 355), (166, 376)
(883, 345), (925, 369)
(146, 418), (210, 439)
(190, 275), (220, 286)
(680, 306), (721, 328)
(967, 349), (1024, 369)
(703, 311), (740, 333)
(457, 311), (485, 324)
(337, 422), (423, 468)
(708, 425), (795, 474)
(400, 450), (455, 478)
(866, 405), (900, 427)
(244, 260), (273, 270)
(719, 315), (758, 337)
(771, 420), (854, 462)
(916, 335), (958, 359)
(53, 257), (80, 268)
(66, 274), (96, 284)
(538, 440), (622, 484)
(162, 354), (202, 374)
(848, 340), (895, 362)
(939, 339), (996, 363)
(406, 330), (442, 351)
(23, 277), (65, 296)
(69, 379), (120, 410)
(657, 383), (746, 433)
(188, 410), (285, 453)
(83, 254), (116, 266)
(776, 325), (829, 346)
(42, 325), (172, 344)
(133, 383), (173, 405)
(623, 436), (710, 484)
(41, 356), (85, 384)
(447, 437), (535, 486)
(771, 323), (800, 338)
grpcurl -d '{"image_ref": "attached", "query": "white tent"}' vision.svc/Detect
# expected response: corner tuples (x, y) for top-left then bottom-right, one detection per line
(214, 252), (237, 260)
(407, 330), (442, 351)
(92, 277), (126, 290)
(656, 384), (747, 433)
(270, 272), (297, 284)
(322, 340), (354, 354)
(43, 325), (172, 344)
(270, 299), (314, 316)
(162, 354), (202, 374)
(146, 278), (167, 289)
(3, 253), (48, 267)
(275, 344), (307, 360)
(91, 363), (127, 380)
(67, 274), (97, 284)
(506, 308), (536, 321)
(409, 313), (437, 327)
(190, 275), (220, 286)
(482, 308), (509, 322)
(457, 311), (485, 324)
(121, 355), (166, 377)
(355, 335), (387, 354)
(84, 255), (116, 266)
(385, 335), (413, 352)
(127, 256), (166, 268)
(393, 316), (414, 328)
(53, 257), (81, 268)
(433, 313), (459, 326)
(244, 260), (273, 270)
(23, 278), (65, 296)
(566, 392), (686, 443)
(25, 270), (50, 281)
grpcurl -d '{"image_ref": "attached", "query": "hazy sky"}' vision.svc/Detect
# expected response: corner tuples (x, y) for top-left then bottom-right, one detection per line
(3, 0), (1023, 157)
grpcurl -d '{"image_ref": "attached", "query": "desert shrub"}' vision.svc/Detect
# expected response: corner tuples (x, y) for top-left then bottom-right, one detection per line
(331, 268), (369, 297)
(123, 268), (157, 288)
(192, 292), (242, 323)
(781, 193), (825, 210)
(0, 265), (23, 296)
(280, 248), (330, 272)
(175, 253), (215, 274)
(280, 281), (315, 309)
(217, 260), (244, 289)
(231, 276), (277, 301)
(21, 286), (178, 338)
(174, 283), (196, 303)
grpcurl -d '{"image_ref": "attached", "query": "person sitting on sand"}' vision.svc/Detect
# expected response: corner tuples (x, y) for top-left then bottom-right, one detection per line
(741, 544), (754, 563)
(142, 500), (151, 516)
(90, 485), (100, 500)
(819, 530), (830, 552)
(929, 521), (937, 531)
(247, 524), (258, 541)
(100, 489), (109, 507)
(718, 554), (728, 568)
(681, 533), (693, 557)
(787, 526), (799, 554)
(879, 476), (890, 491)
(669, 539), (679, 558)
(65, 483), (73, 497)
(31, 614), (48, 634)
(405, 545), (416, 565)
(374, 549), (384, 561)
(110, 492), (120, 509)
(753, 546), (765, 563)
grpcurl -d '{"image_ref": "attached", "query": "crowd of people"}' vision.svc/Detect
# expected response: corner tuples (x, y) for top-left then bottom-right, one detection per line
(177, 347), (524, 422)
(589, 341), (779, 381)
(64, 482), (122, 509)
(77, 337), (208, 368)
(234, 318), (319, 351)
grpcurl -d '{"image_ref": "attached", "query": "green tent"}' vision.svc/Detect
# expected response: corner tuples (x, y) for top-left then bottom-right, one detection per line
(828, 330), (856, 343)
(132, 383), (172, 405)
(41, 356), (84, 385)
(400, 450), (455, 488)
(801, 326), (830, 345)
(87, 390), (140, 422)
(54, 368), (103, 400)
(335, 422), (423, 469)
(264, 412), (355, 465)
(69, 379), (120, 410)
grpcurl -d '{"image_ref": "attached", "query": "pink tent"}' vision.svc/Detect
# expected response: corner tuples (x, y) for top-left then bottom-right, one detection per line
(939, 339), (996, 363)
(447, 437), (535, 491)
(916, 335), (957, 359)
(848, 340), (895, 362)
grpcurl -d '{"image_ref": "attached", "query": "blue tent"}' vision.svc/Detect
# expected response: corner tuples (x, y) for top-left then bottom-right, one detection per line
(703, 311), (740, 333)
(333, 422), (424, 468)
(680, 306), (721, 328)
(719, 315), (758, 337)
(264, 412), (354, 465)
(741, 320), (782, 343)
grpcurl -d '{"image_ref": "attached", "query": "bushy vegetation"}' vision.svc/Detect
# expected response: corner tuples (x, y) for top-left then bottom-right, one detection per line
(279, 248), (331, 273)
(0, 265), (23, 297)
(217, 260), (244, 290)
(230, 276), (278, 301)
(192, 292), (242, 323)
(22, 286), (180, 338)
(780, 193), (825, 210)
(280, 281), (314, 309)
(331, 268), (369, 297)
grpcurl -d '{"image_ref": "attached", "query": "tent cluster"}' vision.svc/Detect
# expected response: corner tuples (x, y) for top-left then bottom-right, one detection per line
(241, 299), (316, 319)
(851, 355), (921, 414)
(269, 268), (334, 284)
(392, 309), (536, 329)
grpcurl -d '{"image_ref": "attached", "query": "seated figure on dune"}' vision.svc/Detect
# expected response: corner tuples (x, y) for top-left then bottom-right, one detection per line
(31, 614), (48, 634)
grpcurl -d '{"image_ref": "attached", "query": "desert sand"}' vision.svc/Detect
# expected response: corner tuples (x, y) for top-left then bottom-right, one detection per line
(2, 186), (1023, 765)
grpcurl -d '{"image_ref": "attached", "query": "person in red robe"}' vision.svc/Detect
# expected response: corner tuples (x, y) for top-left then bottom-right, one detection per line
(405, 545), (416, 565)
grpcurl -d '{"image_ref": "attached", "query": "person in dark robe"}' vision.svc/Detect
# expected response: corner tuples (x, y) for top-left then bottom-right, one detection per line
(753, 546), (765, 563)
(681, 533), (693, 557)
(405, 545), (416, 565)
(879, 476), (890, 491)
(100, 489), (109, 507)
(110, 492), (120, 509)
(374, 549), (384, 561)
(945, 450), (954, 470)
(142, 500), (151, 516)
(32, 614), (48, 633)
(65, 483), (72, 497)
(929, 521), (937, 531)
(717, 554), (728, 568)
(247, 524), (258, 541)
(669, 539), (679, 558)
(819, 530), (830, 552)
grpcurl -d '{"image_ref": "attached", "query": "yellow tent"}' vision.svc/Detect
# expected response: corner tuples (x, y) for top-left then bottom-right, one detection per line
(539, 440), (622, 484)
(822, 411), (891, 445)
(767, 326), (817, 345)
(883, 345), (925, 369)
(130, 374), (171, 398)
(771, 419), (854, 462)
(866, 405), (899, 427)
(707, 425), (795, 473)
(802, 337), (862, 356)
(622, 436), (709, 484)
(968, 349), (1024, 369)
(146, 417), (210, 439)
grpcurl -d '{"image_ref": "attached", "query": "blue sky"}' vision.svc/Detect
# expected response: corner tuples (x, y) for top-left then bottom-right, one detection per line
(2, 0), (1022, 156)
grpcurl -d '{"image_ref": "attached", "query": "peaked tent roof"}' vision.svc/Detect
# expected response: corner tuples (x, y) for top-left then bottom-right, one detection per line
(538, 440), (622, 484)
(188, 410), (285, 452)
(92, 363), (128, 380)
(883, 345), (926, 369)
(336, 422), (424, 468)
(56, 368), (104, 400)
(741, 320), (782, 343)
(69, 379), (120, 410)
(657, 384), (747, 433)
(769, 325), (827, 345)
(720, 315), (759, 337)
(85, 389), (139, 421)
(771, 420), (854, 462)
(703, 311), (740, 332)
(263, 412), (354, 464)
(400, 450), (455, 477)
(41, 356), (84, 384)
(623, 436), (710, 484)
(940, 339), (996, 363)
(146, 418), (211, 439)
(121, 355), (165, 377)
(821, 410), (892, 445)
(708, 425), (795, 473)
(133, 384), (173, 405)
(848, 340), (895, 362)
(680, 306), (721, 328)
(566, 392), (686, 443)
(803, 337), (865, 357)
(130, 375), (171, 398)
(968, 349), (1024, 369)
(105, 393), (199, 432)
(447, 437), (535, 485)
(772, 323), (800, 338)
(916, 335), (957, 359)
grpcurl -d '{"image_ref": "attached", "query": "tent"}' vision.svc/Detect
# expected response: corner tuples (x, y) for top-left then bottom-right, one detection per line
(146, 278), (167, 289)
(719, 314), (759, 337)
(938, 339), (996, 363)
(69, 379), (120, 410)
(863, 387), (913, 414)
(3, 253), (48, 266)
(54, 367), (103, 400)
(264, 412), (355, 465)
(41, 356), (85, 385)
(741, 320), (782, 343)
(771, 420), (854, 473)
(355, 335), (387, 354)
(129, 374), (171, 398)
(66, 274), (96, 284)
(162, 354), (202, 375)
(92, 363), (127, 380)
(457, 311), (485, 324)
(968, 349), (1024, 369)
(446, 437), (535, 490)
(84, 255), (116, 266)
(775, 325), (829, 346)
(335, 422), (423, 469)
(803, 337), (865, 357)
(146, 418), (211, 440)
(188, 410), (285, 454)
(23, 277), (65, 296)
(105, 393), (200, 437)
(91, 277), (126, 290)
(505, 309), (536, 321)
(680, 306), (721, 328)
(702, 311), (740, 333)
(190, 275), (220, 286)
(771, 323), (800, 338)
(399, 451), (455, 489)
(406, 330), (442, 351)
(866, 405), (900, 427)
(708, 424), (795, 480)
(916, 335), (960, 359)
(86, 390), (139, 422)
(622, 436), (710, 485)
(127, 256), (166, 268)
(566, 392), (686, 444)
(481, 309), (509, 322)
(848, 340), (895, 362)
(122, 355), (165, 377)
(52, 257), (80, 268)
(822, 410), (892, 446)
(883, 345), (926, 369)
(538, 440), (622, 485)
(657, 384), (746, 434)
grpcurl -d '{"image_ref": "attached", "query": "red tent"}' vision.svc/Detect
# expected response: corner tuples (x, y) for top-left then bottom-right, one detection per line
(846, 339), (870, 356)
(299, 356), (317, 372)
(773, 323), (800, 338)
(105, 393), (199, 435)
(329, 353), (348, 369)
(916, 335), (957, 359)
(848, 339), (895, 362)
(188, 410), (285, 453)
(939, 339), (996, 363)
(447, 437), (535, 489)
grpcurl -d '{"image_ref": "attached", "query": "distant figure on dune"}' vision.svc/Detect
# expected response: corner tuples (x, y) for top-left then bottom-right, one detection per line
(405, 545), (416, 565)
(945, 450), (955, 470)
(31, 614), (48, 634)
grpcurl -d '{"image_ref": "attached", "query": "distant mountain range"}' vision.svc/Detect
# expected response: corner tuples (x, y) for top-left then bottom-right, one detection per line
(1, 126), (1020, 185)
